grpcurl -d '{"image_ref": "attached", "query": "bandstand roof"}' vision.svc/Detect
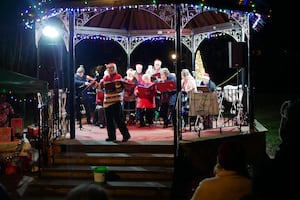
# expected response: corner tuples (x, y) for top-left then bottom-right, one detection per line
(35, 3), (258, 55)
(84, 7), (230, 31)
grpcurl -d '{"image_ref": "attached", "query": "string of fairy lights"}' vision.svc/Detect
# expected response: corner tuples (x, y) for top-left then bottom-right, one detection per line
(20, 0), (271, 31)
(73, 32), (238, 42)
(1, 89), (36, 104)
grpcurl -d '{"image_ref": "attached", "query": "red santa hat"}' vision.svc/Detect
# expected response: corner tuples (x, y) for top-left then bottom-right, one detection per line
(202, 73), (210, 80)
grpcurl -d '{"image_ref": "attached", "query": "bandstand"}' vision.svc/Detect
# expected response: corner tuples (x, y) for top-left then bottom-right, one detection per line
(32, 2), (263, 142)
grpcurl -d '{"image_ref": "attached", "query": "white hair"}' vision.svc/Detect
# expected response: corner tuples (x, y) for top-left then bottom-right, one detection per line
(76, 65), (85, 73)
(142, 73), (151, 83)
(106, 62), (118, 73)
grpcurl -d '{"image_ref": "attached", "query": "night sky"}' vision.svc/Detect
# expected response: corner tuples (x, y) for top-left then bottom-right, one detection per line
(0, 1), (299, 95)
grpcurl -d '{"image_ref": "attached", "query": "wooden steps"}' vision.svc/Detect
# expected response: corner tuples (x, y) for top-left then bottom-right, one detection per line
(22, 139), (175, 200)
(40, 165), (173, 181)
(53, 152), (173, 166)
(3, 129), (267, 200)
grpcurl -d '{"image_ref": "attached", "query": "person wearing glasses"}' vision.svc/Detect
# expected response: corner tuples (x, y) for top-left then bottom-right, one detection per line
(241, 98), (300, 200)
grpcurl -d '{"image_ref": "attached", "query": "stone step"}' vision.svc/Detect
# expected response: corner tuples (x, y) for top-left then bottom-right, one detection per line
(41, 165), (174, 181)
(20, 139), (175, 200)
(24, 178), (172, 199)
(53, 139), (174, 154)
(53, 152), (174, 166)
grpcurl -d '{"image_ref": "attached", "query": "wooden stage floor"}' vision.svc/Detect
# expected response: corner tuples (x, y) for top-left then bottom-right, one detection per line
(63, 120), (248, 142)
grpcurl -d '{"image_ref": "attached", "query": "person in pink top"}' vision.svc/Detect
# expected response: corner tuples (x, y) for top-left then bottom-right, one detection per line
(181, 69), (197, 128)
(134, 73), (157, 127)
(133, 64), (144, 124)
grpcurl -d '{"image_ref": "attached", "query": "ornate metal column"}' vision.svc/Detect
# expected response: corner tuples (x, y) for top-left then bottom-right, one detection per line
(174, 4), (181, 156)
(69, 10), (76, 139)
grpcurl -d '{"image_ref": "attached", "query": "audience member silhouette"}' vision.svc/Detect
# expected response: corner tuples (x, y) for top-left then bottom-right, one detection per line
(191, 140), (251, 200)
(65, 183), (110, 200)
(241, 98), (300, 200)
(0, 183), (10, 200)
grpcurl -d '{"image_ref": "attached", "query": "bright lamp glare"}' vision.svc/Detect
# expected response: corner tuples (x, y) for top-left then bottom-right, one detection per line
(42, 26), (59, 38)
(171, 53), (176, 60)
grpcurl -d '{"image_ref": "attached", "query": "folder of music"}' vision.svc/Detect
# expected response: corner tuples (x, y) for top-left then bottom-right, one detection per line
(123, 81), (136, 93)
(137, 84), (156, 98)
(104, 80), (124, 93)
(156, 81), (176, 92)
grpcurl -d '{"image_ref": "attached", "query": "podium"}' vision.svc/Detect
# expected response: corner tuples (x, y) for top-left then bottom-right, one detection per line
(188, 92), (219, 116)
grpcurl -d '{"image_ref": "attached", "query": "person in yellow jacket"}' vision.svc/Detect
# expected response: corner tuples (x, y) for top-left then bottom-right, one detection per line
(191, 140), (251, 200)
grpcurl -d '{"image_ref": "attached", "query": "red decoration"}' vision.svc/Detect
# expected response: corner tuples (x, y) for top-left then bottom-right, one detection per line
(5, 161), (17, 175)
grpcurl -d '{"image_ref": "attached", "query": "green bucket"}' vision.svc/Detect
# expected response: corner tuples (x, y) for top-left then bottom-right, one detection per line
(93, 166), (107, 184)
